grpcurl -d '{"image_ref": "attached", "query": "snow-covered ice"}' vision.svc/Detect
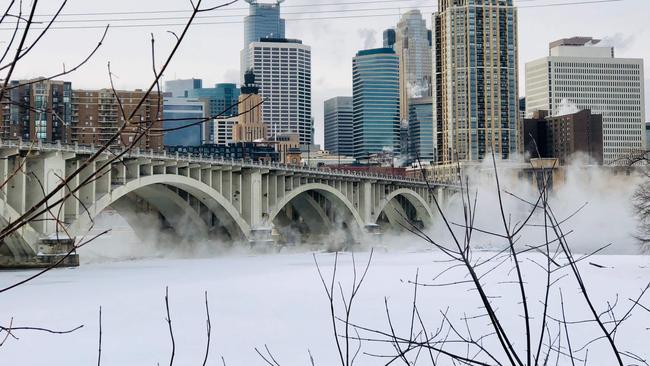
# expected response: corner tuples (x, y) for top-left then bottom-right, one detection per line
(0, 250), (648, 365)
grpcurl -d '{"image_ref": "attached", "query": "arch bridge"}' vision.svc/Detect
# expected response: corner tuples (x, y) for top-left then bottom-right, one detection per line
(0, 140), (458, 264)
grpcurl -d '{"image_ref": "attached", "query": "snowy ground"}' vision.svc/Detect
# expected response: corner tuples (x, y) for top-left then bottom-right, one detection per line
(0, 249), (649, 365)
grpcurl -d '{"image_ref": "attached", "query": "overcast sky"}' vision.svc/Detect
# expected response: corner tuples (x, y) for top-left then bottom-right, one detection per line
(5, 0), (649, 146)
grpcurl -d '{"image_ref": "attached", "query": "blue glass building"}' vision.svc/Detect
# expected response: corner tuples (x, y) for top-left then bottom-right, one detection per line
(164, 79), (203, 98)
(187, 84), (240, 143)
(241, 0), (286, 80)
(352, 48), (401, 160)
(408, 97), (434, 163)
(324, 96), (354, 156)
(163, 97), (206, 147)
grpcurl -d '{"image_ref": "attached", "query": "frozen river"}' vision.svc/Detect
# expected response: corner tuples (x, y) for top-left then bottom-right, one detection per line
(0, 249), (648, 365)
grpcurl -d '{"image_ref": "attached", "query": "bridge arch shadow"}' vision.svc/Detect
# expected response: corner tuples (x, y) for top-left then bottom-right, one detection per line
(373, 188), (435, 232)
(69, 175), (250, 246)
(265, 183), (365, 247)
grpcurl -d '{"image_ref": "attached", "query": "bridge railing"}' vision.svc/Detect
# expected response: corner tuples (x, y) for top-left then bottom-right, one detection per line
(0, 139), (459, 188)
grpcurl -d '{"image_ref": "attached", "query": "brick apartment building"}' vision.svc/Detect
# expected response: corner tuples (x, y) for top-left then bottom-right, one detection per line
(71, 89), (163, 150)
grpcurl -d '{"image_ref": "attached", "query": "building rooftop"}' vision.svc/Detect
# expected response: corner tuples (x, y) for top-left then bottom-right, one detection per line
(356, 48), (396, 57)
(549, 36), (601, 49)
(548, 36), (613, 58)
(258, 38), (302, 44)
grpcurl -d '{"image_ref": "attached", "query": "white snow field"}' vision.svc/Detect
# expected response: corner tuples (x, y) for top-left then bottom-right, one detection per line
(0, 250), (648, 365)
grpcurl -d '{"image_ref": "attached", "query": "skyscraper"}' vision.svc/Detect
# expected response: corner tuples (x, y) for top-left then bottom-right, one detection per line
(324, 96), (354, 156)
(241, 0), (286, 81)
(408, 97), (435, 163)
(233, 70), (267, 143)
(247, 38), (312, 146)
(395, 10), (432, 121)
(352, 48), (400, 160)
(526, 37), (646, 164)
(433, 0), (519, 164)
(383, 29), (396, 49)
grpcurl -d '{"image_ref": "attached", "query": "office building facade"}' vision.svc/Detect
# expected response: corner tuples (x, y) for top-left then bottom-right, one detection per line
(433, 0), (519, 164)
(525, 37), (646, 164)
(212, 117), (238, 145)
(164, 79), (202, 98)
(408, 97), (435, 163)
(241, 0), (286, 81)
(162, 97), (207, 147)
(395, 10), (432, 121)
(324, 96), (354, 156)
(72, 89), (163, 150)
(523, 109), (604, 165)
(247, 38), (312, 146)
(187, 83), (240, 143)
(1, 79), (72, 143)
(352, 48), (401, 160)
(383, 29), (396, 49)
(233, 71), (268, 143)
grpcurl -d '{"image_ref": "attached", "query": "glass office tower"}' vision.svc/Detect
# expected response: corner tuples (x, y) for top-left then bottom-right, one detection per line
(352, 48), (400, 160)
(163, 97), (207, 147)
(324, 96), (354, 156)
(241, 0), (286, 81)
(408, 97), (435, 163)
(188, 84), (240, 143)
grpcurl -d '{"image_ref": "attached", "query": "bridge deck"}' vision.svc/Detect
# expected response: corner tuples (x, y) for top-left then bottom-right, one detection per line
(0, 139), (458, 189)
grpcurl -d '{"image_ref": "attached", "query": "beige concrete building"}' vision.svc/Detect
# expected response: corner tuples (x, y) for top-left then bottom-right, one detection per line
(233, 71), (267, 143)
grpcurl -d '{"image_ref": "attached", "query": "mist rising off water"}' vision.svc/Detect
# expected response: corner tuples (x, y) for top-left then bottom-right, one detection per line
(79, 158), (646, 263)
(429, 156), (645, 255)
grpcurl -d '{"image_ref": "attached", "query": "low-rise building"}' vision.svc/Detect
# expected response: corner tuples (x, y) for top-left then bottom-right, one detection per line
(166, 142), (278, 163)
(523, 109), (603, 165)
(162, 97), (207, 147)
(212, 117), (237, 145)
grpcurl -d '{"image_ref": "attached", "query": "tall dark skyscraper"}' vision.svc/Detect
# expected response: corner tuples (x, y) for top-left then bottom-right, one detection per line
(240, 0), (286, 81)
(324, 96), (354, 156)
(383, 29), (396, 49)
(352, 48), (400, 160)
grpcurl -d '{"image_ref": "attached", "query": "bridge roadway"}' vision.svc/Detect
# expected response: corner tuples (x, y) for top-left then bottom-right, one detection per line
(0, 139), (458, 263)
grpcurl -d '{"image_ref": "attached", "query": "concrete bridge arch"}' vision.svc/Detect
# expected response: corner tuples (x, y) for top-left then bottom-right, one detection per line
(69, 174), (250, 242)
(265, 183), (366, 239)
(372, 188), (436, 228)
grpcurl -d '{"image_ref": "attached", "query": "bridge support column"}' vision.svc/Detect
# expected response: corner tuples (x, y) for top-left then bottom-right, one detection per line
(359, 181), (382, 236)
(244, 169), (276, 247)
(25, 152), (69, 235)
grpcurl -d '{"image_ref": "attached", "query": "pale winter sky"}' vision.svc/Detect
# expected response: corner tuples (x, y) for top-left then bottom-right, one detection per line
(4, 0), (650, 146)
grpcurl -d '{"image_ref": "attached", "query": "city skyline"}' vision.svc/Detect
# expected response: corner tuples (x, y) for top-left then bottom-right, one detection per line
(4, 0), (649, 147)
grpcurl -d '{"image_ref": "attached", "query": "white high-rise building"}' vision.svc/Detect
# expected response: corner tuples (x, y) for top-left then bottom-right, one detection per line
(247, 38), (312, 146)
(526, 37), (646, 164)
